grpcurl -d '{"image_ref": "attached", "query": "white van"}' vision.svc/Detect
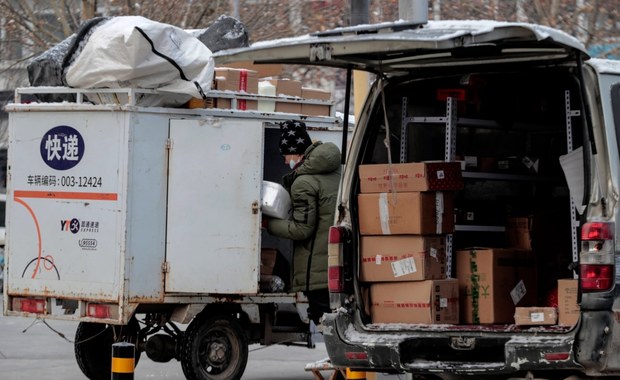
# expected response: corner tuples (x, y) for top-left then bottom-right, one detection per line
(215, 20), (620, 379)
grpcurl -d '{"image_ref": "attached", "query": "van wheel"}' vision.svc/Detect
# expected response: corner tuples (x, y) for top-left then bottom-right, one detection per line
(180, 313), (249, 380)
(74, 318), (142, 380)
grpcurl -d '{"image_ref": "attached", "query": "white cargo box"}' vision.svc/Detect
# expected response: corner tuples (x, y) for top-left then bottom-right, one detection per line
(4, 88), (346, 315)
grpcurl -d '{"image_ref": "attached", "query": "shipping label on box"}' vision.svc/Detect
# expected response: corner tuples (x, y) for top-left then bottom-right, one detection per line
(370, 279), (459, 324)
(360, 236), (446, 281)
(558, 279), (580, 326)
(456, 248), (537, 324)
(514, 307), (558, 325)
(358, 191), (454, 235)
(359, 162), (463, 193)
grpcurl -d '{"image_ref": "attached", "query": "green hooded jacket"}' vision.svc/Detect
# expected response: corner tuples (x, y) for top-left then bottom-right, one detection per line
(268, 141), (341, 292)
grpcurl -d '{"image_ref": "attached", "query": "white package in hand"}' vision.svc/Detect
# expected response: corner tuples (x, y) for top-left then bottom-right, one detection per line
(261, 181), (291, 219)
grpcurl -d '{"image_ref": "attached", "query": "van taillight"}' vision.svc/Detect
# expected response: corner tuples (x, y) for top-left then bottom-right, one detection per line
(580, 264), (613, 291)
(328, 226), (345, 293)
(581, 222), (613, 241)
(580, 222), (614, 292)
(329, 266), (344, 293)
(329, 226), (343, 244)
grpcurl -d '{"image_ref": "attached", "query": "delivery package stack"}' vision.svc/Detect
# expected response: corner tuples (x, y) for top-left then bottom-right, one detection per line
(187, 67), (333, 116)
(357, 162), (463, 324)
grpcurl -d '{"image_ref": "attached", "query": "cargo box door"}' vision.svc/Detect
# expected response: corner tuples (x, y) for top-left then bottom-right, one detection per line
(166, 118), (263, 293)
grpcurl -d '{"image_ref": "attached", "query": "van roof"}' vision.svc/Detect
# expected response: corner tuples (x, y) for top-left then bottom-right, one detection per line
(213, 20), (588, 74)
(587, 58), (620, 75)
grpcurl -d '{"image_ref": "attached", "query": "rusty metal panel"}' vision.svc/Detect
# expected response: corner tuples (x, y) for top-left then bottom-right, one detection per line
(166, 118), (263, 294)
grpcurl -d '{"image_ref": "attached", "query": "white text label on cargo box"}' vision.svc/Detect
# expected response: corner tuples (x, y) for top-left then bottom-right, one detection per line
(391, 257), (416, 277)
(440, 297), (448, 308)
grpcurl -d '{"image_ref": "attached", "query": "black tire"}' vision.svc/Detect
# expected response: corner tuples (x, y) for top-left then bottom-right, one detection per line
(74, 318), (142, 380)
(180, 313), (249, 380)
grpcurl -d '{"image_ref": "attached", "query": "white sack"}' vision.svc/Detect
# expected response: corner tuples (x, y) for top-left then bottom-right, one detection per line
(65, 16), (214, 106)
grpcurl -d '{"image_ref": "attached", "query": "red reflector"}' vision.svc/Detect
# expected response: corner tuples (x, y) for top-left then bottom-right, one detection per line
(328, 226), (342, 244)
(544, 352), (570, 361)
(328, 266), (343, 293)
(344, 351), (368, 360)
(15, 298), (46, 314)
(581, 222), (613, 240)
(580, 264), (613, 291)
(87, 304), (111, 319)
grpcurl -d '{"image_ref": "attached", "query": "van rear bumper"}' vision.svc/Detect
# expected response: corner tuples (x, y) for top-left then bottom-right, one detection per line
(321, 311), (583, 376)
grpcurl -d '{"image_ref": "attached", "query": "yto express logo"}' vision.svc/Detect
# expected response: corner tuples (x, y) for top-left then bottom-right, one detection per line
(40, 125), (85, 170)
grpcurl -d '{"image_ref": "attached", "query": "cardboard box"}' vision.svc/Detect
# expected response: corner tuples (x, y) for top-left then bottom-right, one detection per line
(360, 236), (446, 282)
(358, 191), (454, 235)
(506, 217), (532, 250)
(214, 68), (259, 110)
(215, 68), (259, 93)
(269, 79), (302, 113)
(558, 279), (580, 326)
(359, 162), (463, 193)
(514, 307), (558, 325)
(223, 61), (283, 78)
(456, 248), (537, 324)
(301, 87), (332, 116)
(215, 97), (257, 111)
(370, 279), (459, 324)
(187, 97), (215, 109)
(260, 248), (278, 275)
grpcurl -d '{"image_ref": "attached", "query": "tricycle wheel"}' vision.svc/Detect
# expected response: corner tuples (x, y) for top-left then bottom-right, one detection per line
(74, 318), (142, 380)
(180, 313), (249, 380)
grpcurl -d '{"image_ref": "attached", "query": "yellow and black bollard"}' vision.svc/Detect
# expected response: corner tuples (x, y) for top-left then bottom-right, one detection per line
(345, 368), (367, 380)
(111, 342), (135, 379)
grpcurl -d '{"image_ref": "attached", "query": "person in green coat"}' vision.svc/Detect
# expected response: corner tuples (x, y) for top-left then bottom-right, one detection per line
(267, 120), (341, 325)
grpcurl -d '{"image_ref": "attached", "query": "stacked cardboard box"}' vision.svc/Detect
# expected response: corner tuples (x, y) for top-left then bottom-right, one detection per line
(301, 87), (332, 116)
(370, 280), (459, 324)
(358, 162), (463, 324)
(268, 79), (302, 113)
(186, 64), (334, 116)
(557, 279), (579, 326)
(214, 68), (259, 110)
(455, 247), (538, 324)
(514, 307), (557, 325)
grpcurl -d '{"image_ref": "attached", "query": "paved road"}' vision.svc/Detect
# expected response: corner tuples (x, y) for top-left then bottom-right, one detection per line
(0, 302), (334, 380)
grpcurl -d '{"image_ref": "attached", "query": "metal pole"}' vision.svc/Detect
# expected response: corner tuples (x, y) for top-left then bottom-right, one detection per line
(350, 0), (369, 25)
(111, 342), (135, 380)
(398, 0), (429, 23)
(341, 67), (353, 165)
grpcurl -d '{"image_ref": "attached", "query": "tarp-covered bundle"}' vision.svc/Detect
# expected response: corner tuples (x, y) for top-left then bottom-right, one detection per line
(27, 15), (249, 107)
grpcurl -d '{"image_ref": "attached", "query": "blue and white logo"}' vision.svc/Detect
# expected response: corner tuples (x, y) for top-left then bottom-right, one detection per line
(40, 126), (85, 170)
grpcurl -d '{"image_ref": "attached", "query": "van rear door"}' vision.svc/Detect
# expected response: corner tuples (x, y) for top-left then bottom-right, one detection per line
(213, 20), (588, 73)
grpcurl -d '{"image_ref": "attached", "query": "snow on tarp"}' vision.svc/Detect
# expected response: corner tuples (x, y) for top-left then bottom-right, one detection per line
(63, 16), (214, 107)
